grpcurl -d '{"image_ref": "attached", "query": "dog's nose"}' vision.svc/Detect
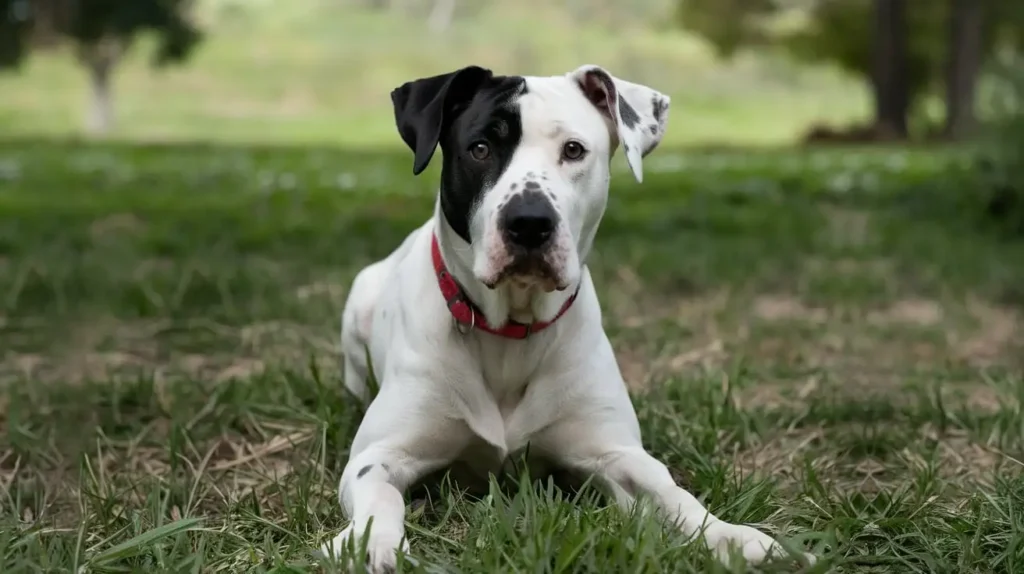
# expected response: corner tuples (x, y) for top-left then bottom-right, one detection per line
(502, 193), (557, 251)
(506, 212), (554, 249)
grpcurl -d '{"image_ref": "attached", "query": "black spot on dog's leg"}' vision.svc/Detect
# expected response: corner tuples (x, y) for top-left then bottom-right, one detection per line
(357, 464), (374, 478)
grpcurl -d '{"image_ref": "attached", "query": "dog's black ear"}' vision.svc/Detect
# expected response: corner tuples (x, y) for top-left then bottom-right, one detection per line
(391, 66), (494, 175)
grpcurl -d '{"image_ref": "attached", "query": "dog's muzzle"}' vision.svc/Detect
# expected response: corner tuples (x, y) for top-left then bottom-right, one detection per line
(494, 190), (564, 288)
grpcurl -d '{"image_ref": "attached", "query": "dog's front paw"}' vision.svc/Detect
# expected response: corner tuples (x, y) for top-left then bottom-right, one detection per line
(321, 522), (409, 573)
(709, 523), (814, 567)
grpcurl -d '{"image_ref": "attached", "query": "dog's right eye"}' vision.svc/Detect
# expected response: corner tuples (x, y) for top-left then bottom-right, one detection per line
(469, 142), (491, 161)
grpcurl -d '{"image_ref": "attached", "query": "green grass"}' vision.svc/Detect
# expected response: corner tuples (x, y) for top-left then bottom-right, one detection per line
(1, 137), (1023, 572)
(0, 0), (869, 147)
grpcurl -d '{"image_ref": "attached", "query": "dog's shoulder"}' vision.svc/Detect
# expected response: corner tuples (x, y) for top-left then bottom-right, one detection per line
(366, 220), (454, 342)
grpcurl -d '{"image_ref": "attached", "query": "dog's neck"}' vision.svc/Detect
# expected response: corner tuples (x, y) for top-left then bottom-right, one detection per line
(432, 202), (577, 330)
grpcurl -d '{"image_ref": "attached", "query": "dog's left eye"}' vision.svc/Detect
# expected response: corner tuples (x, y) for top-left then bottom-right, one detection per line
(562, 141), (587, 161)
(469, 142), (491, 161)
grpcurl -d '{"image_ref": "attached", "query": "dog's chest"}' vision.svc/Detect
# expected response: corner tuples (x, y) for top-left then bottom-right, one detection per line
(449, 338), (561, 464)
(475, 335), (557, 425)
(476, 339), (546, 418)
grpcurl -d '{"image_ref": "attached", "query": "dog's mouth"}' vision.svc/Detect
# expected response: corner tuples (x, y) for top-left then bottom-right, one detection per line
(482, 253), (567, 292)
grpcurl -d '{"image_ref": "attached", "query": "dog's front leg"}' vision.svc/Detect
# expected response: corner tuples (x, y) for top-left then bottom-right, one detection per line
(322, 387), (469, 572)
(593, 445), (782, 564)
(541, 416), (809, 567)
(325, 447), (420, 571)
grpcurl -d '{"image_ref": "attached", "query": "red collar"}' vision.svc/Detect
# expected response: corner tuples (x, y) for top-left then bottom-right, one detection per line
(431, 233), (579, 339)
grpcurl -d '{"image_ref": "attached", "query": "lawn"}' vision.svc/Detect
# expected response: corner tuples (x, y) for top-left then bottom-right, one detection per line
(1, 137), (1022, 573)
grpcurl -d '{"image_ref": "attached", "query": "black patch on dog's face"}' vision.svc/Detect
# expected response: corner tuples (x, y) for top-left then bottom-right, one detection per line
(390, 66), (525, 243)
(438, 78), (525, 241)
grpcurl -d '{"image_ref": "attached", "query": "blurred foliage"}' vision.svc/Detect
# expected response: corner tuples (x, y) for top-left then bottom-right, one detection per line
(677, 0), (1024, 125)
(345, 0), (677, 30)
(0, 0), (34, 66)
(782, 1), (946, 115)
(0, 0), (202, 70)
(977, 53), (1024, 236)
(675, 0), (777, 58)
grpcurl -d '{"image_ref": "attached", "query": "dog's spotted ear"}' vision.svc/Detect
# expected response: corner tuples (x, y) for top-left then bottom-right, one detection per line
(391, 66), (495, 175)
(568, 65), (670, 183)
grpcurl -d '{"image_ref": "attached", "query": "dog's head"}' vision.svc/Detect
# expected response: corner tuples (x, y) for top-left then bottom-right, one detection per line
(392, 64), (670, 294)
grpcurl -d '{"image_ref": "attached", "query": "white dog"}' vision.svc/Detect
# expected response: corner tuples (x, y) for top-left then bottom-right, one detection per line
(324, 64), (810, 571)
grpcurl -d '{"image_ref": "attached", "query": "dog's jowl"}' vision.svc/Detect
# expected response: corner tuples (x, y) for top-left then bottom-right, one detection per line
(324, 64), (814, 571)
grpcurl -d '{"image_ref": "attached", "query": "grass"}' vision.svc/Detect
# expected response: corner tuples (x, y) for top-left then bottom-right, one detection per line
(1, 136), (1023, 573)
(0, 0), (869, 147)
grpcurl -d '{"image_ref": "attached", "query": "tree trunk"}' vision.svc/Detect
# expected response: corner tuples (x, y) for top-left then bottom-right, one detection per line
(86, 60), (114, 135)
(427, 0), (456, 34)
(872, 0), (910, 139)
(944, 0), (985, 139)
(78, 40), (122, 135)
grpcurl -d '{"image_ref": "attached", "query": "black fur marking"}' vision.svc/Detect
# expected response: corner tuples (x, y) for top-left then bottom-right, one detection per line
(391, 67), (526, 242)
(381, 463), (390, 471)
(617, 96), (640, 129)
(510, 182), (517, 191)
(651, 95), (666, 123)
(523, 180), (542, 192)
(439, 79), (526, 242)
(357, 464), (374, 478)
(649, 124), (658, 135)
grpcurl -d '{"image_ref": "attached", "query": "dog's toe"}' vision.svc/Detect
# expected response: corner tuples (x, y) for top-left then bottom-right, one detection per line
(709, 523), (817, 567)
(710, 523), (780, 566)
(319, 524), (406, 574)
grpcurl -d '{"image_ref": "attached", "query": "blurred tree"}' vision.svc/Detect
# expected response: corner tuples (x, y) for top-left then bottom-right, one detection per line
(944, 0), (986, 138)
(675, 0), (776, 59)
(1, 0), (36, 66)
(0, 0), (202, 135)
(776, 0), (944, 139)
(677, 0), (1022, 140)
(427, 0), (455, 34)
(872, 0), (909, 137)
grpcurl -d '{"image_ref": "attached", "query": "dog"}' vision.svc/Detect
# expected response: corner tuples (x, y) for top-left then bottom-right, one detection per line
(324, 64), (811, 571)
